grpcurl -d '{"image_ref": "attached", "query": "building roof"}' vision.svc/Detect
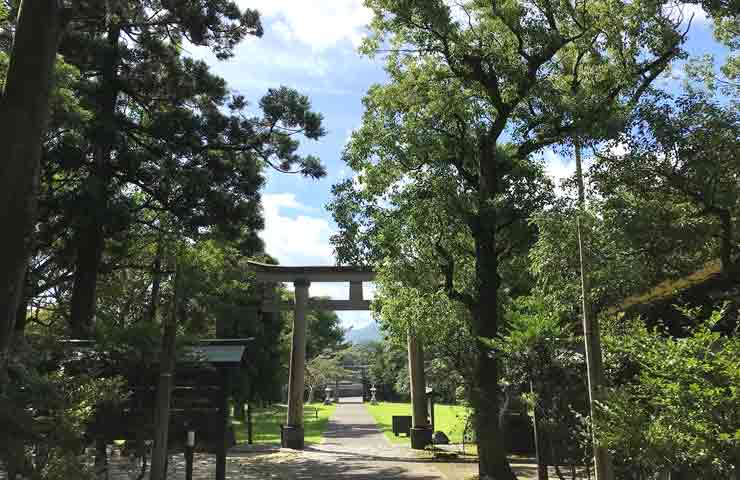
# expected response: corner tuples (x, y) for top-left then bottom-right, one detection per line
(184, 341), (249, 364)
(610, 260), (723, 313)
(64, 338), (253, 366)
(608, 260), (738, 335)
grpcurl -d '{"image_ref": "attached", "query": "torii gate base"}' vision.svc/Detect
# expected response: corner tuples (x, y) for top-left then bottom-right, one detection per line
(248, 262), (375, 449)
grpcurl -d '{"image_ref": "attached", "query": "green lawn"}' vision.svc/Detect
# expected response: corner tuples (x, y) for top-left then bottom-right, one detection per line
(232, 403), (336, 445)
(365, 402), (472, 445)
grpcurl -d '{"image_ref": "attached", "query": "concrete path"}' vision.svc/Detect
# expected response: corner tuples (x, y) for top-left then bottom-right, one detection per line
(303, 397), (446, 479)
(98, 398), (552, 479)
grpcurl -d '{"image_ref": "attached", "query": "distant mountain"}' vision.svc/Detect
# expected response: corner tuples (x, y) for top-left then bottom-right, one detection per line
(345, 322), (382, 344)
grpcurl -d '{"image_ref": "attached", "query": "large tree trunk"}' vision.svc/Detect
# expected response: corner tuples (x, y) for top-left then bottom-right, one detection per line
(474, 133), (517, 480)
(69, 220), (105, 337)
(150, 259), (180, 480)
(67, 23), (121, 338)
(145, 238), (164, 323)
(0, 0), (64, 366)
(14, 269), (29, 338)
(718, 209), (736, 275)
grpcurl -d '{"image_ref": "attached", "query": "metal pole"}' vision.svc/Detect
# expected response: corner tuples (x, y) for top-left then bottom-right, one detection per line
(574, 139), (614, 480)
(247, 402), (253, 445)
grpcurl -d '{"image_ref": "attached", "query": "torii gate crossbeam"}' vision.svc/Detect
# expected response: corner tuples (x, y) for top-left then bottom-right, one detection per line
(247, 261), (375, 449)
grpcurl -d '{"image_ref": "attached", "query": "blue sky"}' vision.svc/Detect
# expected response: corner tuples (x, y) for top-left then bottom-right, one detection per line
(191, 1), (723, 330)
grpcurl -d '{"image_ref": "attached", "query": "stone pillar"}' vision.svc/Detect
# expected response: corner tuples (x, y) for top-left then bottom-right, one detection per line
(283, 279), (309, 449)
(408, 331), (432, 449)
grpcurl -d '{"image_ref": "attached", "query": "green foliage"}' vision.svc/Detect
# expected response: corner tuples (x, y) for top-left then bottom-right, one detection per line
(0, 339), (124, 479)
(530, 197), (710, 322)
(494, 296), (591, 466)
(361, 341), (408, 402)
(683, 1), (739, 99)
(593, 92), (740, 272)
(601, 310), (740, 477)
(305, 354), (352, 398)
(305, 309), (346, 360)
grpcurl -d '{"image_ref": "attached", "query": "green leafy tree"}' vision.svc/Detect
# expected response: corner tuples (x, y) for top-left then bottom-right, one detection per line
(530, 196), (713, 322)
(365, 340), (408, 401)
(51, 1), (326, 338)
(0, 338), (125, 480)
(495, 296), (590, 478)
(601, 310), (740, 479)
(593, 92), (740, 275)
(333, 1), (689, 475)
(305, 355), (351, 404)
(306, 309), (346, 360)
(0, 0), (66, 369)
(683, 1), (738, 99)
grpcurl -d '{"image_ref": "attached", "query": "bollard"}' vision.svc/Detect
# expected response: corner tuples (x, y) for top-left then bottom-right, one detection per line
(247, 403), (253, 445)
(185, 430), (195, 480)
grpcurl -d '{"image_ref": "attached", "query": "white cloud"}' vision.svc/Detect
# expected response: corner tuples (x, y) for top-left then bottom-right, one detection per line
(241, 0), (373, 51)
(679, 3), (710, 24)
(662, 3), (710, 25)
(543, 149), (575, 195)
(608, 141), (629, 157)
(188, 38), (331, 79)
(259, 192), (374, 328)
(260, 193), (333, 265)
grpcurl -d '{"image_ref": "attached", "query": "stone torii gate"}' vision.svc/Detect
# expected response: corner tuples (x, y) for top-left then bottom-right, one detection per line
(247, 261), (376, 449)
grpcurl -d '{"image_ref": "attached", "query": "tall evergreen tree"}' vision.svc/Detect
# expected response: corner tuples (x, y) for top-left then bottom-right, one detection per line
(50, 1), (325, 337)
(0, 0), (66, 368)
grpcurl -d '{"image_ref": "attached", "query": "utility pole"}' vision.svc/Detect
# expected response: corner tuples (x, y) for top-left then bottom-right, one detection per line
(150, 255), (179, 480)
(574, 139), (614, 480)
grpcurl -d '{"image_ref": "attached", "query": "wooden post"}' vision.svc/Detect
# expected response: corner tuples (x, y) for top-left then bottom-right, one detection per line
(184, 430), (194, 480)
(428, 394), (435, 432)
(247, 402), (253, 445)
(531, 381), (548, 480)
(283, 279), (309, 449)
(216, 371), (228, 480)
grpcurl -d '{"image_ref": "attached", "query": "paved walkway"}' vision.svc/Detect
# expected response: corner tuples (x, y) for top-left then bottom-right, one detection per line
(303, 396), (447, 479)
(97, 398), (560, 479)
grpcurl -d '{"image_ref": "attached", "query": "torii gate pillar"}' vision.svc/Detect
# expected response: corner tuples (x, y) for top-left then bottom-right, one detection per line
(248, 262), (375, 449)
(284, 279), (309, 448)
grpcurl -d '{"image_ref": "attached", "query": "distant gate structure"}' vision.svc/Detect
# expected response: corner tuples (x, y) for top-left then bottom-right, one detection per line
(247, 261), (375, 449)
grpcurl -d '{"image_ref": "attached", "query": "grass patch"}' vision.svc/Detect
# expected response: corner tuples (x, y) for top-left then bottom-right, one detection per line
(232, 403), (336, 445)
(365, 402), (472, 445)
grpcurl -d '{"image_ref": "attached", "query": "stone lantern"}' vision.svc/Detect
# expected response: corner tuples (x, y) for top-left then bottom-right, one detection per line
(324, 386), (333, 404)
(370, 385), (378, 405)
